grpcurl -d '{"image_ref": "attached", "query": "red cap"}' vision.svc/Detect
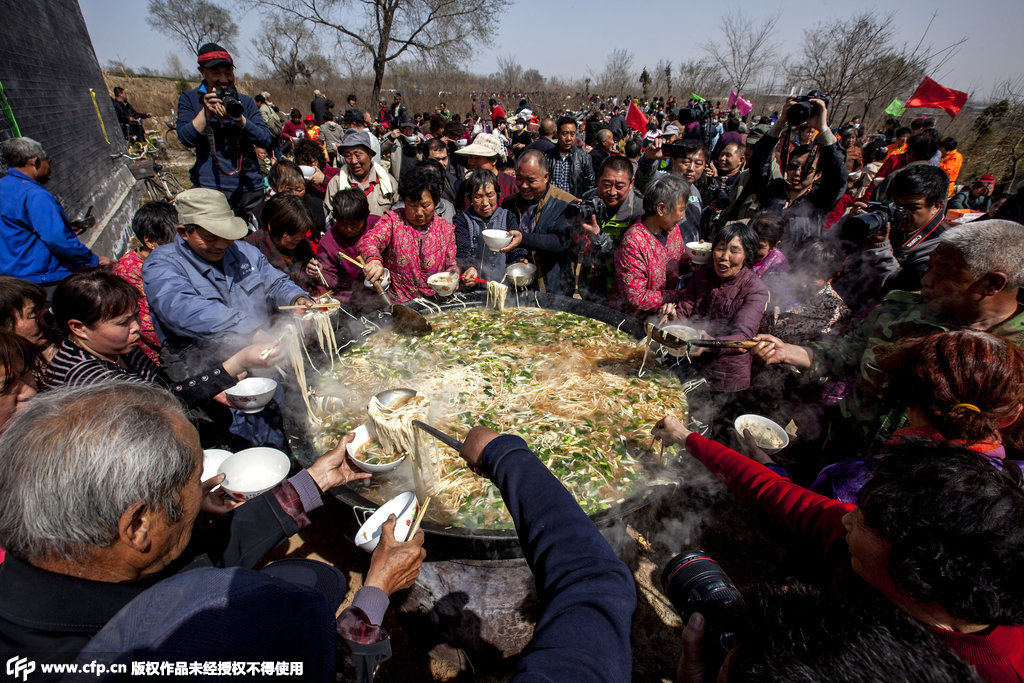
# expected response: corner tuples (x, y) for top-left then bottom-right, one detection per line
(979, 174), (996, 183)
(197, 43), (233, 68)
(304, 114), (315, 122)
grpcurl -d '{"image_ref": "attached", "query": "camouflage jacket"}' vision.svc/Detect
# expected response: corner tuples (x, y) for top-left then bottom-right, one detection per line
(808, 290), (1024, 449)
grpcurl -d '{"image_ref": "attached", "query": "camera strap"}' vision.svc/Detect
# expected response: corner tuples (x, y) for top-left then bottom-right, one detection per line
(900, 214), (943, 251)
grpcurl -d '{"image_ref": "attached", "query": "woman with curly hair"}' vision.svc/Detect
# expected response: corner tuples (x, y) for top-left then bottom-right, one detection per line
(806, 330), (1024, 500)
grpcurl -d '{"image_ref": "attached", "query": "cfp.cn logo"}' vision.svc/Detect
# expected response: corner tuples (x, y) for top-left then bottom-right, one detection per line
(5, 657), (35, 682)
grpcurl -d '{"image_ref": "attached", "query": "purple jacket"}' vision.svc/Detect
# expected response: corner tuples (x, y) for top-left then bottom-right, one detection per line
(315, 215), (379, 299)
(676, 266), (769, 392)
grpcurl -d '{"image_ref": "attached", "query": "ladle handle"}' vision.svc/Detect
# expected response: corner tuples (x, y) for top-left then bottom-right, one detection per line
(412, 420), (464, 451)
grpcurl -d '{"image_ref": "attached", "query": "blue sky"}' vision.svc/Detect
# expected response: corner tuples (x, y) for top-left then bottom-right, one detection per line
(80, 0), (1023, 97)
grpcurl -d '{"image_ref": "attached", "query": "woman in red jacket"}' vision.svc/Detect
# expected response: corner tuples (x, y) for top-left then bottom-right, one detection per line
(654, 415), (1024, 682)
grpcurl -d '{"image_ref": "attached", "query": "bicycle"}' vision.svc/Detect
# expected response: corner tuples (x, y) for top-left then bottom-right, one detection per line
(125, 129), (166, 159)
(111, 152), (186, 202)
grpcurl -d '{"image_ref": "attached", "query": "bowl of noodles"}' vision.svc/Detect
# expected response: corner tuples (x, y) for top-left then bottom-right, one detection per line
(427, 272), (459, 297)
(686, 241), (713, 265)
(734, 414), (789, 455)
(347, 421), (407, 473)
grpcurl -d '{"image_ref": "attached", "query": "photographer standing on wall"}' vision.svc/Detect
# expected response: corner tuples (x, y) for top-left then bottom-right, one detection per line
(176, 43), (272, 222)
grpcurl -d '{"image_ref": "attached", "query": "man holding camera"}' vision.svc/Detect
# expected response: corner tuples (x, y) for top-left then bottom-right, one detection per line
(738, 95), (847, 248)
(835, 165), (951, 310)
(574, 156), (644, 304)
(176, 43), (272, 222)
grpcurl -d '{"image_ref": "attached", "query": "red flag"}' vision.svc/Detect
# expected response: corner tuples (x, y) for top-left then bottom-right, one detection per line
(625, 101), (648, 132)
(905, 76), (968, 118)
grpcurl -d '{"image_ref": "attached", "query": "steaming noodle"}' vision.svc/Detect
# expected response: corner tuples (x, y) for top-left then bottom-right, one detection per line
(486, 280), (509, 312)
(314, 308), (687, 528)
(366, 392), (443, 497)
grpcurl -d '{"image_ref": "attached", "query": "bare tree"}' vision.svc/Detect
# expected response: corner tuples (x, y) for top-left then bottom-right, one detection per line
(495, 54), (524, 94)
(245, 0), (505, 104)
(676, 58), (728, 100)
(253, 14), (332, 84)
(854, 14), (965, 124)
(971, 77), (1024, 187)
(592, 48), (634, 99)
(788, 12), (891, 117)
(147, 0), (238, 55)
(700, 10), (778, 95)
(164, 53), (188, 78)
(521, 69), (545, 92)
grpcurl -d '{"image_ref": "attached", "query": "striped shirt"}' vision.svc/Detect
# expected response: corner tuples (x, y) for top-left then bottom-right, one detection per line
(43, 339), (236, 405)
(44, 340), (160, 390)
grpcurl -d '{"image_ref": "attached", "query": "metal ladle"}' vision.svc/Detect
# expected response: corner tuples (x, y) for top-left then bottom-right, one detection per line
(372, 387), (417, 408)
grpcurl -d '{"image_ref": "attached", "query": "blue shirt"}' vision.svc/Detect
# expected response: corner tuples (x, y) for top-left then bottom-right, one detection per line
(142, 236), (306, 344)
(176, 85), (272, 193)
(0, 169), (98, 283)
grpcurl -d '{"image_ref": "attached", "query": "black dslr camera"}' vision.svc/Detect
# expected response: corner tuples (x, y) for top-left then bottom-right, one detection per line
(841, 200), (906, 244)
(215, 87), (244, 120)
(662, 550), (746, 677)
(566, 197), (609, 224)
(786, 89), (831, 127)
(678, 101), (713, 125)
(703, 177), (732, 211)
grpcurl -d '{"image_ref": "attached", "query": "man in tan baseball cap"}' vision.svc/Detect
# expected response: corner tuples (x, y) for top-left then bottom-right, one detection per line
(142, 188), (312, 379)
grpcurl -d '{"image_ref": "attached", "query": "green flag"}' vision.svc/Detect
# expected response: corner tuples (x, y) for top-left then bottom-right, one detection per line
(884, 98), (905, 117)
(690, 93), (706, 102)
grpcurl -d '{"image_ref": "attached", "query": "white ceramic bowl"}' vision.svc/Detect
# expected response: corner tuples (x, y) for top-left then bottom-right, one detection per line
(364, 268), (391, 290)
(224, 377), (278, 414)
(686, 241), (713, 265)
(657, 324), (698, 358)
(355, 491), (419, 552)
(734, 414), (790, 455)
(482, 229), (513, 251)
(346, 421), (407, 473)
(201, 448), (233, 482)
(299, 164), (316, 179)
(427, 272), (459, 297)
(217, 447), (291, 501)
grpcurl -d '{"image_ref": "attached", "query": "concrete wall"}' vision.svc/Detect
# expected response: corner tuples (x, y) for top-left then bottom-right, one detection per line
(0, 0), (139, 258)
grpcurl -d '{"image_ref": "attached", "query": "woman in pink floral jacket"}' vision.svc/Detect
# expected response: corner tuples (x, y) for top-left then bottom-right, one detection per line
(611, 175), (689, 318)
(359, 165), (458, 303)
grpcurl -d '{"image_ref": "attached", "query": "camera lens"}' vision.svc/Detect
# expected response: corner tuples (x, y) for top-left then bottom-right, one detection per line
(662, 551), (742, 617)
(787, 102), (811, 127)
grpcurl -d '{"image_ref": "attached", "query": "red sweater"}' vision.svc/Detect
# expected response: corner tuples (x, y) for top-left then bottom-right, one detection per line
(684, 433), (1024, 682)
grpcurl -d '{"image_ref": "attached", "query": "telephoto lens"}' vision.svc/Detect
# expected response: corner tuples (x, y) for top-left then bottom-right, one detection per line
(661, 550), (745, 677)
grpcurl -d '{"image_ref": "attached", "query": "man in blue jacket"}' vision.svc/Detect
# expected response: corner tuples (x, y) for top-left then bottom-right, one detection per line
(0, 138), (110, 291)
(176, 43), (271, 221)
(143, 188), (312, 378)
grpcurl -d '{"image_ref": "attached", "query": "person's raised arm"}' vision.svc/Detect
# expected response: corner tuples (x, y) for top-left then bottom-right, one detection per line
(460, 427), (635, 682)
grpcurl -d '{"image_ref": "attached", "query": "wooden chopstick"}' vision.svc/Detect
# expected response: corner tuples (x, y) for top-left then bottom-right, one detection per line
(311, 261), (330, 290)
(338, 251), (366, 269)
(407, 496), (431, 539)
(279, 302), (341, 310)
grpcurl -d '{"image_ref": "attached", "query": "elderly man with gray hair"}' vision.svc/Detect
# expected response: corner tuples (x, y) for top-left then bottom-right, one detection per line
(751, 219), (1024, 455)
(0, 138), (111, 293)
(0, 382), (425, 668)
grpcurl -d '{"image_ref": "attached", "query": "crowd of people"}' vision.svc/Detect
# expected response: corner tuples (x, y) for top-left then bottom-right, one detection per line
(1, 37), (1023, 681)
